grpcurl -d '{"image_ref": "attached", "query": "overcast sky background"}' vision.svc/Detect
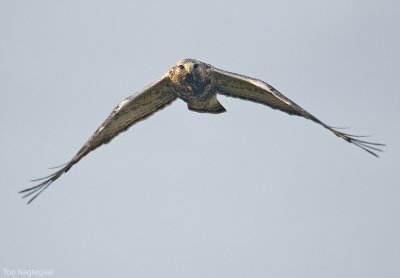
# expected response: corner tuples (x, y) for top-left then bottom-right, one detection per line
(1, 1), (399, 277)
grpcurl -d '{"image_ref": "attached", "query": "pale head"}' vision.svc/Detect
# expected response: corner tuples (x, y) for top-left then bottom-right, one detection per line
(169, 58), (208, 82)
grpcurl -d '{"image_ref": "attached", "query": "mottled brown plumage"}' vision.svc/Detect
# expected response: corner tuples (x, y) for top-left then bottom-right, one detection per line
(20, 58), (384, 204)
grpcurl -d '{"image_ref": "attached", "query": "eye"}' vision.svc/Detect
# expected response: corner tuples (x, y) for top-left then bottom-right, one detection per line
(178, 65), (184, 70)
(194, 64), (199, 69)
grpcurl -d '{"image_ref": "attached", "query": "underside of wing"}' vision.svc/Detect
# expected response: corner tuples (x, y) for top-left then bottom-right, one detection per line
(209, 66), (384, 157)
(209, 67), (314, 118)
(20, 75), (177, 203)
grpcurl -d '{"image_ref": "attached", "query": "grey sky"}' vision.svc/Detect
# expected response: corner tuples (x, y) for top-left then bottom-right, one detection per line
(1, 0), (399, 277)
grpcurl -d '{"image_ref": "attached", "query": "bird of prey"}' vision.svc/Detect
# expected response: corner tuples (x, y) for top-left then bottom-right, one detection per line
(20, 58), (384, 204)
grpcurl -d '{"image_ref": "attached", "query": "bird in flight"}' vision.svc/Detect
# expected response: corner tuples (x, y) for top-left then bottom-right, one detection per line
(20, 58), (384, 204)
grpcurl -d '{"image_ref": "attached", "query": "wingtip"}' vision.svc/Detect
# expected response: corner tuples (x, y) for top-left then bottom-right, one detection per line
(20, 166), (66, 204)
(19, 180), (52, 204)
(321, 123), (385, 158)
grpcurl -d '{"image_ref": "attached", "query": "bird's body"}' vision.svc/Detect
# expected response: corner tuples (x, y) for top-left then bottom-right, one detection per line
(20, 58), (384, 203)
(169, 58), (225, 113)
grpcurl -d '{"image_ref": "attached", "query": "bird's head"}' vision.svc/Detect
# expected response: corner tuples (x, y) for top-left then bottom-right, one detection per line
(170, 58), (208, 82)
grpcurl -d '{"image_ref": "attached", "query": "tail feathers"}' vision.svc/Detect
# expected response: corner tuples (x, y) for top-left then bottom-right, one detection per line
(188, 96), (227, 114)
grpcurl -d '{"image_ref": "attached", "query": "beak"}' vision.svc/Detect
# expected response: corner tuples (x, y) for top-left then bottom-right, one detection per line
(184, 63), (194, 74)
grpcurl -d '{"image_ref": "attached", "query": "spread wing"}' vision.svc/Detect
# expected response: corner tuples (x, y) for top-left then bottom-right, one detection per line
(209, 66), (384, 157)
(20, 75), (177, 204)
